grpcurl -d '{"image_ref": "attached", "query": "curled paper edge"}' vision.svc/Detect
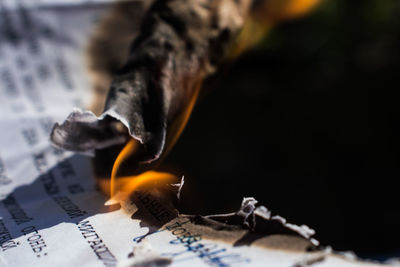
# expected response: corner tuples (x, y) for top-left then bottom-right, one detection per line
(50, 107), (150, 157)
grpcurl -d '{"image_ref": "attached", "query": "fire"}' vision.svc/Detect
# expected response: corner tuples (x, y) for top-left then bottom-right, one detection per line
(106, 81), (200, 199)
(111, 170), (177, 196)
(163, 81), (202, 158)
(231, 0), (321, 57)
(107, 139), (178, 199)
(110, 139), (137, 197)
(105, 133), (181, 202)
(101, 0), (321, 201)
(262, 0), (321, 21)
(102, 70), (201, 200)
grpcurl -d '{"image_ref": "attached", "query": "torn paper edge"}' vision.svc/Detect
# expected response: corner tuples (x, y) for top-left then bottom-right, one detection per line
(205, 197), (319, 246)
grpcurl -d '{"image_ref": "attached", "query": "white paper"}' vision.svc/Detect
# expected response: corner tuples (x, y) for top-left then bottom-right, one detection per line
(0, 1), (394, 266)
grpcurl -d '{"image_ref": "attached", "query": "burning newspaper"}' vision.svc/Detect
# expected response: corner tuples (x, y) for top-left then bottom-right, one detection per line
(0, 0), (395, 266)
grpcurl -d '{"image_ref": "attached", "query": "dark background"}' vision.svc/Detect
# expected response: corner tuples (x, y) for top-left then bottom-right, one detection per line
(165, 0), (400, 260)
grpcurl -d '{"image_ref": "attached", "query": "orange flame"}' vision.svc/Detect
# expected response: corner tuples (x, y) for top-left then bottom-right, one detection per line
(110, 139), (138, 197)
(231, 0), (321, 58)
(106, 75), (200, 200)
(112, 171), (177, 194)
(163, 81), (202, 158)
(107, 77), (200, 199)
(108, 139), (177, 199)
(263, 0), (321, 21)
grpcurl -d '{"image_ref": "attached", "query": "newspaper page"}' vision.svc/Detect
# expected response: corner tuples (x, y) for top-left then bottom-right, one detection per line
(0, 0), (393, 266)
